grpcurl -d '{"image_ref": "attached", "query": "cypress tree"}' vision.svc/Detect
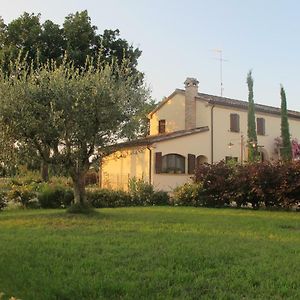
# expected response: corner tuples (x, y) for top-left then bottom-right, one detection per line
(247, 70), (258, 162)
(280, 85), (292, 161)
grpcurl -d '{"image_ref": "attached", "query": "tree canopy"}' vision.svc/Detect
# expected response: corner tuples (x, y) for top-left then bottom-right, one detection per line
(0, 11), (148, 179)
(280, 85), (292, 161)
(0, 58), (150, 205)
(0, 10), (143, 80)
(246, 70), (258, 162)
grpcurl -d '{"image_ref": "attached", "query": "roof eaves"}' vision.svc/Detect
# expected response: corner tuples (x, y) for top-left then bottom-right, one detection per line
(147, 89), (185, 118)
(110, 126), (209, 150)
(198, 93), (300, 119)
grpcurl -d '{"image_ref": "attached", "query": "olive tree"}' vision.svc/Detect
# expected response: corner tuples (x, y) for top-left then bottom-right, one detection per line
(0, 58), (149, 205)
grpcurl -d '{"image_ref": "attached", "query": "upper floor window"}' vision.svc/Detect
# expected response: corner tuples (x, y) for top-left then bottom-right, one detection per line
(162, 153), (185, 174)
(158, 119), (166, 134)
(230, 113), (240, 132)
(257, 117), (265, 135)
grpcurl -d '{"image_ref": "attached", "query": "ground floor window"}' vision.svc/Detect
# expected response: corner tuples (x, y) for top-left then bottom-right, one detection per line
(162, 154), (185, 174)
(225, 156), (238, 164)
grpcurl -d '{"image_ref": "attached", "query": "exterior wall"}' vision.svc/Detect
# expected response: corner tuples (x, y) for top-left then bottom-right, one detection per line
(101, 147), (150, 190)
(151, 131), (211, 191)
(212, 105), (300, 162)
(102, 87), (300, 192)
(196, 99), (210, 128)
(149, 93), (185, 135)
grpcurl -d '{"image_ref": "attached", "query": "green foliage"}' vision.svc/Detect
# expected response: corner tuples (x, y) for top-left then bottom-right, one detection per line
(87, 180), (169, 208)
(246, 70), (259, 162)
(6, 185), (36, 208)
(0, 191), (6, 210)
(0, 11), (143, 79)
(0, 123), (18, 177)
(128, 177), (154, 205)
(37, 184), (74, 208)
(66, 202), (94, 214)
(196, 162), (234, 207)
(280, 85), (292, 161)
(0, 56), (150, 205)
(0, 10), (149, 187)
(87, 189), (131, 208)
(195, 161), (300, 209)
(150, 191), (169, 206)
(172, 183), (203, 206)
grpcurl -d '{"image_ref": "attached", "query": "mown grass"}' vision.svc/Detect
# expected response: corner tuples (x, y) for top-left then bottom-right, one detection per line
(0, 207), (299, 299)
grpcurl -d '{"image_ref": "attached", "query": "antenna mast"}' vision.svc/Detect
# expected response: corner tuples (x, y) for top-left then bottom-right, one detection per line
(212, 49), (228, 97)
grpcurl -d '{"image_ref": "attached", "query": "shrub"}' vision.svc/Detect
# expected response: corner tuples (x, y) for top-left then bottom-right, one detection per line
(128, 177), (154, 205)
(172, 183), (203, 206)
(27, 198), (41, 209)
(151, 191), (170, 206)
(87, 185), (169, 208)
(38, 185), (73, 208)
(194, 161), (300, 209)
(87, 189), (131, 208)
(0, 192), (7, 211)
(6, 185), (36, 208)
(195, 162), (234, 207)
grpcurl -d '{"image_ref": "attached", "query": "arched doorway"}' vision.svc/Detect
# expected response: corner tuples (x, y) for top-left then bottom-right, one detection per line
(197, 155), (208, 167)
(258, 149), (268, 162)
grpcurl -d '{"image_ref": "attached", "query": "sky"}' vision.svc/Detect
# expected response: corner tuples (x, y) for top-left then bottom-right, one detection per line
(1, 0), (300, 110)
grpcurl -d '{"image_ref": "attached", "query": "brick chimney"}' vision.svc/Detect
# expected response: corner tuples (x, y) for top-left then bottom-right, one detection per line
(184, 77), (199, 130)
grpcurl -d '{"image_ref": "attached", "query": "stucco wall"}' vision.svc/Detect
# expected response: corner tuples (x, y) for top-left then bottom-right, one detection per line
(151, 131), (211, 191)
(196, 99), (210, 128)
(102, 88), (300, 192)
(212, 105), (300, 162)
(101, 147), (149, 190)
(149, 93), (185, 135)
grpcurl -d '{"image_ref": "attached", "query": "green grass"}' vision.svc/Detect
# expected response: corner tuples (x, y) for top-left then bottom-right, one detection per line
(0, 207), (299, 299)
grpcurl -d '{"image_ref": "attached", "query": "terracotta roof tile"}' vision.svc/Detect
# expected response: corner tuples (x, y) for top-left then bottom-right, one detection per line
(111, 126), (209, 149)
(198, 93), (300, 119)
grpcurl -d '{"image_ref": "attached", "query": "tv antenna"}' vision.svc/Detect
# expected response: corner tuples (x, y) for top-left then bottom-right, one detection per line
(212, 49), (228, 97)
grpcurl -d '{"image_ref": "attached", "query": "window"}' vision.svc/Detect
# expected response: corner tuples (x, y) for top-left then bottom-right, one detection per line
(225, 156), (238, 164)
(257, 118), (265, 135)
(230, 114), (240, 132)
(161, 154), (185, 174)
(158, 119), (166, 134)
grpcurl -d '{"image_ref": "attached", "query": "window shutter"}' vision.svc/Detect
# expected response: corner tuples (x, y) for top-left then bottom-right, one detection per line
(188, 154), (196, 174)
(158, 120), (166, 134)
(257, 118), (265, 135)
(155, 152), (162, 174)
(236, 115), (240, 132)
(230, 114), (239, 132)
(230, 114), (235, 131)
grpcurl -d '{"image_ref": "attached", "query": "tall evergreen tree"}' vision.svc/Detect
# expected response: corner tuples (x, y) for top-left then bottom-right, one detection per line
(247, 70), (258, 162)
(280, 85), (292, 161)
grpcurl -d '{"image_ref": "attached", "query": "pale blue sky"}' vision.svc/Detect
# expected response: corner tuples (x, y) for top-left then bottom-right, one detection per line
(2, 0), (300, 109)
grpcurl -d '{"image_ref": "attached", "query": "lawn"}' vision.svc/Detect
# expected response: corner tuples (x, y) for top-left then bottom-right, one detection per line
(0, 207), (299, 299)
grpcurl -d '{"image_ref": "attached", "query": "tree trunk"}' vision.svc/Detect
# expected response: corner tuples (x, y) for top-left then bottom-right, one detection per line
(40, 160), (49, 182)
(72, 172), (87, 205)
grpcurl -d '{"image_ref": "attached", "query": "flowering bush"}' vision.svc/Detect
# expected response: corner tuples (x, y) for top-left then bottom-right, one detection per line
(172, 183), (203, 206)
(194, 161), (300, 209)
(195, 162), (234, 207)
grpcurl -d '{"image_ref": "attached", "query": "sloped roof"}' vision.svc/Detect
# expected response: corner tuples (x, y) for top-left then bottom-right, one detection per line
(198, 92), (300, 119)
(110, 126), (209, 150)
(148, 89), (300, 119)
